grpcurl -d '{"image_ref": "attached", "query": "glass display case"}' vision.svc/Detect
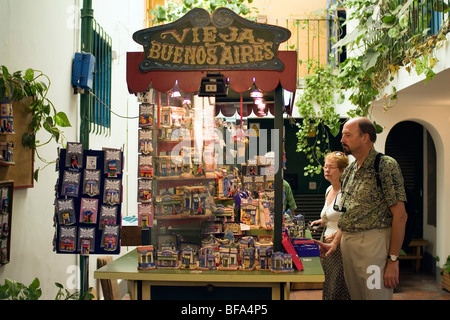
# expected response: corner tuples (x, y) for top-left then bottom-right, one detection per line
(133, 84), (303, 273)
(137, 88), (235, 238)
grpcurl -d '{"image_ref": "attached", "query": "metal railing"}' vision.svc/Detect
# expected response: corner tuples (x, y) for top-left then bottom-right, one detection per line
(400, 0), (449, 37)
(261, 18), (336, 86)
(90, 19), (112, 135)
(265, 0), (449, 87)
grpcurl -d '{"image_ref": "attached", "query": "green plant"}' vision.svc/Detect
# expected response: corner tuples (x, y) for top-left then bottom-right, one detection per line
(0, 277), (94, 300)
(295, 0), (450, 175)
(148, 0), (258, 25)
(0, 65), (72, 181)
(295, 59), (343, 176)
(436, 255), (450, 274)
(54, 282), (95, 300)
(0, 277), (42, 300)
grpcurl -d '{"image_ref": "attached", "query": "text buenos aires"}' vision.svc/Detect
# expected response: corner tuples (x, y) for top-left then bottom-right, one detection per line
(147, 26), (275, 66)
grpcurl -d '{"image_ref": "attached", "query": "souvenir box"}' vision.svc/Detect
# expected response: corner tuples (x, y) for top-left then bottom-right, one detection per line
(53, 144), (123, 255)
(292, 239), (320, 257)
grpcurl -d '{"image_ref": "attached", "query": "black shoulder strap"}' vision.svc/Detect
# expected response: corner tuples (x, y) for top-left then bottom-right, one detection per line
(374, 152), (384, 190)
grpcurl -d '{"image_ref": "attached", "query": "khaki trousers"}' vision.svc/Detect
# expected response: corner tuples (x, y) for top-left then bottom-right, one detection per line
(341, 228), (393, 300)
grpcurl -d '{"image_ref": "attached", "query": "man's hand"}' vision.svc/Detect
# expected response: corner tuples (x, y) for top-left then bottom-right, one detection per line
(312, 239), (337, 258)
(384, 260), (400, 288)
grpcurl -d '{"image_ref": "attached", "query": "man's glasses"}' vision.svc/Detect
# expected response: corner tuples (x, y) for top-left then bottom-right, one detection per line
(333, 191), (347, 212)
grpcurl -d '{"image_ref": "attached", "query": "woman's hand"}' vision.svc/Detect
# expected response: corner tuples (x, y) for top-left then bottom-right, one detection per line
(309, 219), (323, 233)
(325, 232), (336, 243)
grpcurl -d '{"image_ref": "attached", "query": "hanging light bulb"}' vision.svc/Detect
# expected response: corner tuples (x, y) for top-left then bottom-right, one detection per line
(171, 80), (181, 97)
(250, 85), (263, 98)
(257, 103), (266, 116)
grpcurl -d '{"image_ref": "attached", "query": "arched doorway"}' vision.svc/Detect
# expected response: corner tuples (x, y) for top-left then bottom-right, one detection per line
(386, 121), (424, 239)
(385, 121), (437, 272)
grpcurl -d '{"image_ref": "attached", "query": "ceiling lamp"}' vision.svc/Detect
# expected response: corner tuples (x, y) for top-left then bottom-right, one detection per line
(198, 72), (228, 97)
(250, 84), (263, 99)
(171, 81), (182, 98)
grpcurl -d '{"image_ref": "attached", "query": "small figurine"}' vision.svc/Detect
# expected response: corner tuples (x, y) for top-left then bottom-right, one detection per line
(138, 245), (156, 270)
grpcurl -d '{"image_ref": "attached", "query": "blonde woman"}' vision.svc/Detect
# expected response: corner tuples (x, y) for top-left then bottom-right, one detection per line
(311, 151), (350, 300)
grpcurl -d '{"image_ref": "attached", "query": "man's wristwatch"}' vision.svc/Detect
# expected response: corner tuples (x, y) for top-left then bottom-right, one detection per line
(388, 254), (399, 262)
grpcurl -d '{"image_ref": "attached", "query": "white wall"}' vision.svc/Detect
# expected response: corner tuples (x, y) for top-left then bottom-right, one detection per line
(0, 0), (144, 299)
(371, 104), (450, 267)
(370, 32), (450, 268)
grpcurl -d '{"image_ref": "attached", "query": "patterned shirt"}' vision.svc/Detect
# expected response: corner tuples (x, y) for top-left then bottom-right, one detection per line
(337, 148), (407, 232)
(283, 179), (297, 213)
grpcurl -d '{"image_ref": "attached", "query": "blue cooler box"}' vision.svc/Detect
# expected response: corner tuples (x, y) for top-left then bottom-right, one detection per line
(292, 239), (320, 257)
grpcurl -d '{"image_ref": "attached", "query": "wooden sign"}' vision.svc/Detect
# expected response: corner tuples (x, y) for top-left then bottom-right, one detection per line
(133, 7), (291, 72)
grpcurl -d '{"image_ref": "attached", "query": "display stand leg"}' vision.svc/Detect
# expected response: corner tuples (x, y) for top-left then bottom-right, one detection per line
(274, 84), (284, 252)
(141, 228), (151, 245)
(79, 0), (93, 299)
(80, 255), (89, 296)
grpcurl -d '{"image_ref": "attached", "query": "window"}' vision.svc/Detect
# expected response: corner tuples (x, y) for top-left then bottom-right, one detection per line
(91, 20), (112, 133)
(146, 0), (166, 27)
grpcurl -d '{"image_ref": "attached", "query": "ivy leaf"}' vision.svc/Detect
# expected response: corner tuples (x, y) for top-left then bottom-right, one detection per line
(332, 28), (364, 49)
(33, 169), (39, 182)
(24, 68), (34, 82)
(43, 104), (50, 115)
(43, 121), (53, 134)
(328, 120), (342, 137)
(374, 121), (383, 134)
(22, 132), (36, 149)
(54, 112), (72, 127)
(415, 56), (426, 75)
(2, 66), (9, 82)
(362, 48), (380, 70)
(382, 15), (396, 26)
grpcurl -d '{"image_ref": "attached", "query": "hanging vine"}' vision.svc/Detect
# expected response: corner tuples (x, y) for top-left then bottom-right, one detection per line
(0, 66), (72, 181)
(296, 0), (449, 176)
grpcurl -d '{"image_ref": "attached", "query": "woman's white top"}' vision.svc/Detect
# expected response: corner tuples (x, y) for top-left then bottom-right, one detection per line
(320, 185), (341, 238)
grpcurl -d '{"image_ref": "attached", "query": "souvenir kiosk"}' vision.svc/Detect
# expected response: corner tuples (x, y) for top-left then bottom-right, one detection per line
(95, 7), (324, 300)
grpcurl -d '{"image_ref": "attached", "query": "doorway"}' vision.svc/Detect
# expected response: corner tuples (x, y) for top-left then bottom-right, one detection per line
(385, 121), (424, 239)
(385, 120), (437, 272)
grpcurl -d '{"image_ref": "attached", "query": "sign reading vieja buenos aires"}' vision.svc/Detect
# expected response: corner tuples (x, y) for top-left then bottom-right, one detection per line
(133, 7), (291, 72)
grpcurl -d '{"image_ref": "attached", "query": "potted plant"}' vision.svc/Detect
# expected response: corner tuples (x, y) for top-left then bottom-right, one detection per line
(0, 277), (94, 300)
(0, 277), (42, 300)
(437, 255), (450, 292)
(0, 65), (72, 181)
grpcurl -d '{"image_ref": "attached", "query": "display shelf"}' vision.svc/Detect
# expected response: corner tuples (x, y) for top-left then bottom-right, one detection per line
(153, 175), (216, 190)
(94, 248), (324, 300)
(0, 180), (13, 266)
(155, 214), (211, 228)
(136, 90), (219, 238)
(0, 161), (14, 166)
(0, 99), (34, 188)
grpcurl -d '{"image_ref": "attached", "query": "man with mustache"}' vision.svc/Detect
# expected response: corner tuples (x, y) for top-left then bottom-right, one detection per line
(315, 116), (408, 300)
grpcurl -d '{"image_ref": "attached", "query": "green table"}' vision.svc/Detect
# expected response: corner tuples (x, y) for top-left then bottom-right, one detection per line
(94, 249), (324, 300)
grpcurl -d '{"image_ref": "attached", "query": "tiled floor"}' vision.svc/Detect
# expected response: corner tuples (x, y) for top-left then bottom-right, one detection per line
(290, 271), (450, 300)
